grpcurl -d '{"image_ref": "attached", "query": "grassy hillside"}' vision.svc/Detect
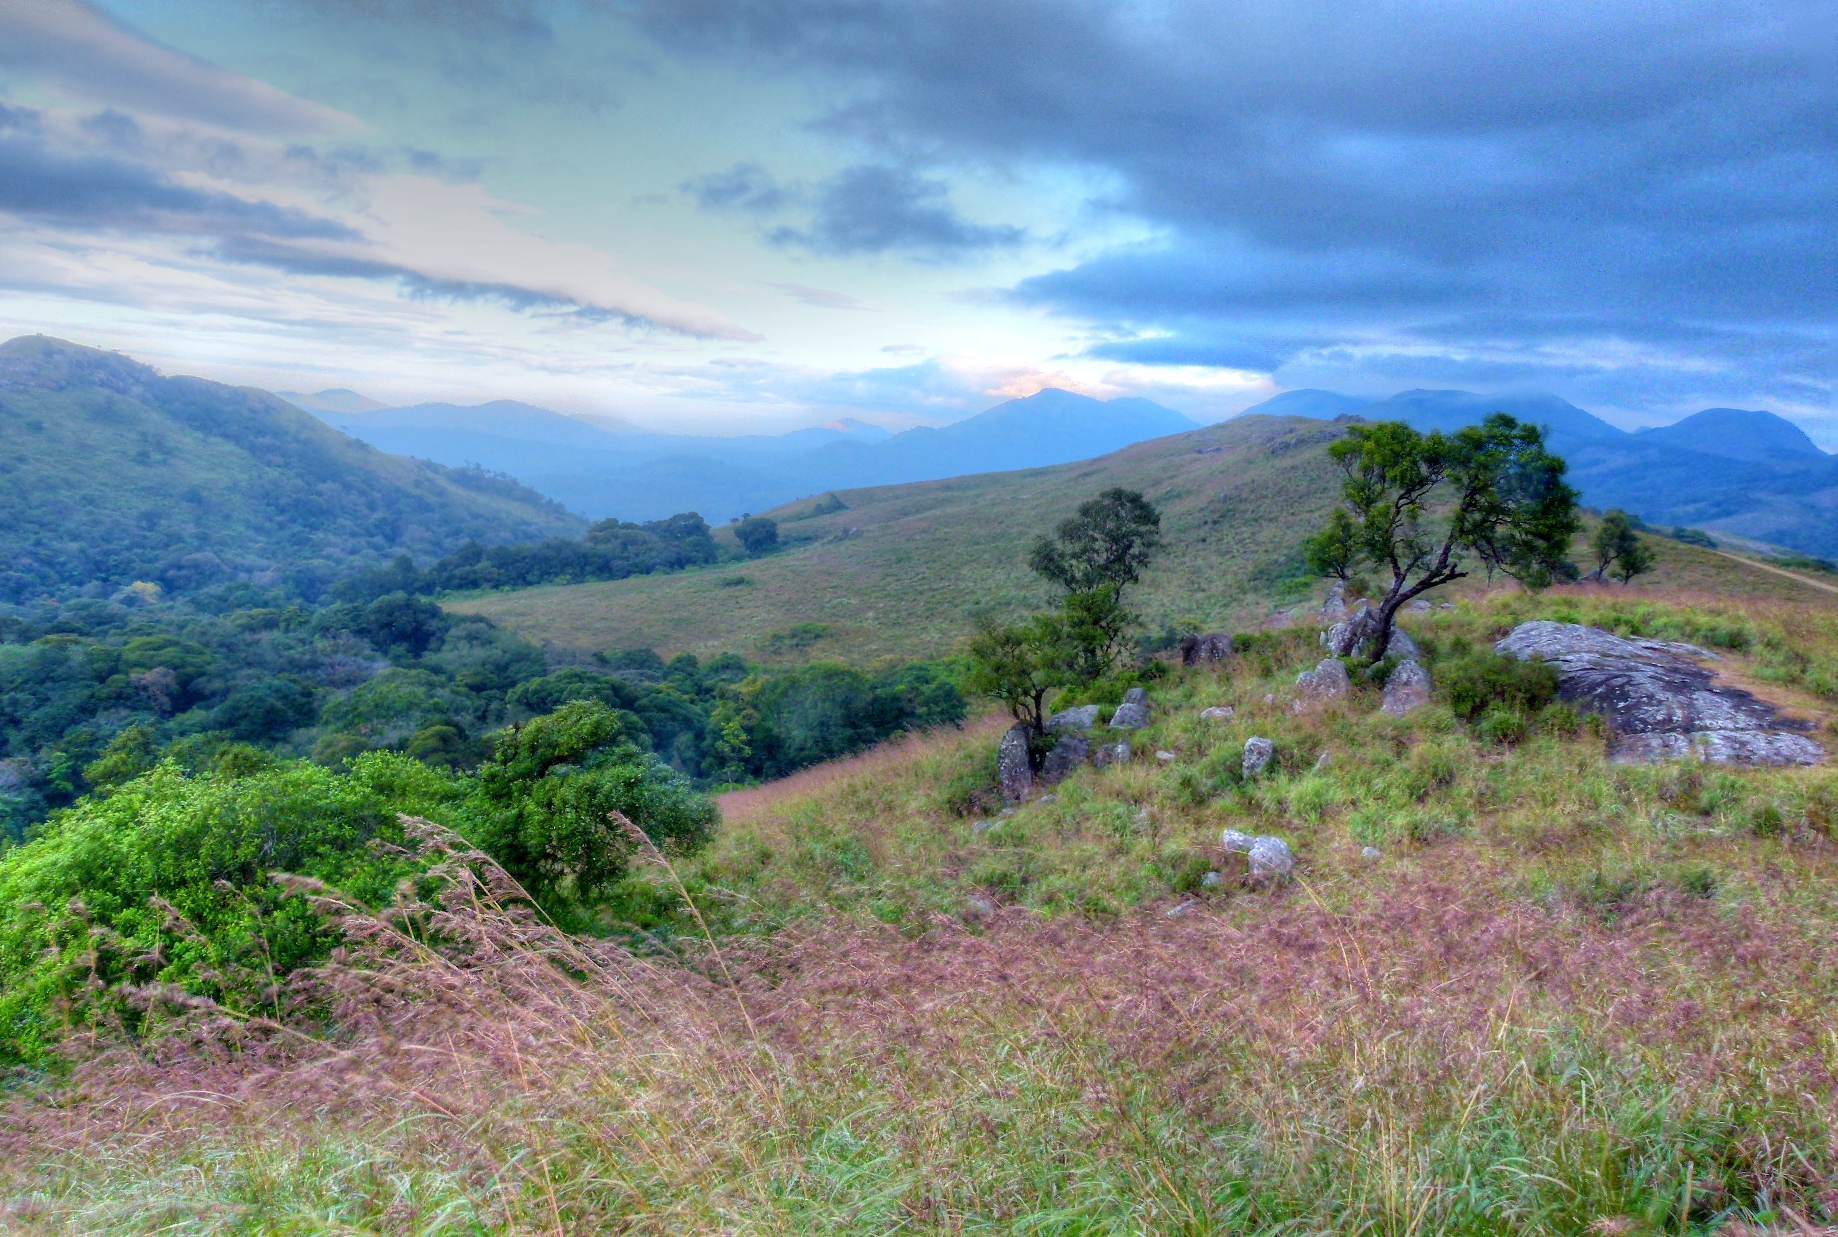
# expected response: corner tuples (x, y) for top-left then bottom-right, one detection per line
(453, 413), (1834, 665)
(0, 336), (581, 603)
(13, 585), (1838, 1231)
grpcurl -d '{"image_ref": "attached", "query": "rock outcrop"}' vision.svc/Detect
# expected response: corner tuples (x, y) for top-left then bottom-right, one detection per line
(998, 724), (1035, 802)
(1495, 621), (1824, 766)
(1200, 706), (1235, 722)
(1381, 659), (1433, 716)
(1180, 632), (1234, 666)
(1046, 704), (1101, 732)
(1292, 657), (1351, 710)
(1248, 836), (1294, 880)
(1323, 605), (1419, 660)
(1039, 734), (1091, 783)
(1242, 736), (1275, 777)
(1109, 687), (1151, 730)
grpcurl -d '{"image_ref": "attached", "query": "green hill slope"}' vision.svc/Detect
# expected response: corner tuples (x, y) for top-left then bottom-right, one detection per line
(453, 412), (1837, 665)
(0, 336), (582, 603)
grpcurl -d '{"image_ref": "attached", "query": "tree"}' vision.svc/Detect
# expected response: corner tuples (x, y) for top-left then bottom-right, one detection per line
(965, 616), (1067, 734)
(1592, 509), (1654, 585)
(1028, 488), (1163, 595)
(734, 516), (779, 556)
(1306, 414), (1579, 662)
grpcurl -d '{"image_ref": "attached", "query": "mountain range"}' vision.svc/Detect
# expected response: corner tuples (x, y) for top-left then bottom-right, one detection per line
(1242, 389), (1838, 559)
(0, 337), (581, 603)
(288, 388), (1200, 523)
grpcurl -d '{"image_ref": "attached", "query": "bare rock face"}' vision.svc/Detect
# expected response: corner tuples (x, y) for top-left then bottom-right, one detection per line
(1109, 687), (1151, 730)
(1381, 659), (1433, 716)
(1180, 632), (1234, 666)
(1039, 734), (1091, 783)
(1242, 736), (1275, 777)
(1292, 657), (1351, 711)
(1494, 621), (1824, 766)
(1047, 704), (1102, 733)
(998, 724), (1035, 802)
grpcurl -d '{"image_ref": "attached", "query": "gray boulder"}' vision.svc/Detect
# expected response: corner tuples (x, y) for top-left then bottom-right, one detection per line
(1200, 705), (1236, 722)
(1047, 704), (1102, 733)
(998, 724), (1035, 802)
(1292, 657), (1351, 710)
(1180, 632), (1234, 666)
(1109, 687), (1151, 730)
(1248, 836), (1294, 880)
(1222, 828), (1255, 852)
(1039, 734), (1091, 783)
(1242, 736), (1275, 778)
(1318, 580), (1349, 622)
(1494, 620), (1824, 766)
(1093, 738), (1132, 767)
(1381, 659), (1433, 716)
(1323, 605), (1419, 660)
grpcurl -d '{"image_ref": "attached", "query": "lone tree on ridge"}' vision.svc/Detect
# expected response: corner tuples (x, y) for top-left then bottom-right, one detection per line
(1591, 509), (1654, 585)
(1305, 414), (1580, 662)
(1027, 487), (1163, 682)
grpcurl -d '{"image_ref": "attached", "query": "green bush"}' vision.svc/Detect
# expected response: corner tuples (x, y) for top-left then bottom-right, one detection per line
(1436, 650), (1560, 722)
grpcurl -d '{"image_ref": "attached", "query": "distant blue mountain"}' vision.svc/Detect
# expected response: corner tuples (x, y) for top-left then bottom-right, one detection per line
(1239, 387), (1838, 557)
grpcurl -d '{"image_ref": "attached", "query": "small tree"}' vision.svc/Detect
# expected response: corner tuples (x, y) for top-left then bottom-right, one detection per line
(734, 516), (779, 556)
(1591, 509), (1654, 585)
(1305, 414), (1579, 662)
(965, 615), (1066, 734)
(1029, 488), (1163, 595)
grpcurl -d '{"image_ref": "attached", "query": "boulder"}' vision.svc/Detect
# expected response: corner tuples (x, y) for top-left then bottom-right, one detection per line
(1200, 705), (1236, 722)
(1093, 738), (1132, 767)
(1180, 632), (1234, 666)
(1381, 659), (1433, 716)
(1318, 580), (1349, 622)
(998, 724), (1035, 802)
(1248, 836), (1294, 880)
(1222, 828), (1255, 852)
(1242, 736), (1275, 778)
(1323, 605), (1419, 660)
(1109, 687), (1151, 730)
(1046, 704), (1102, 733)
(1292, 657), (1351, 710)
(1155, 749), (1177, 762)
(1039, 734), (1091, 783)
(1360, 846), (1383, 861)
(1494, 621), (1824, 766)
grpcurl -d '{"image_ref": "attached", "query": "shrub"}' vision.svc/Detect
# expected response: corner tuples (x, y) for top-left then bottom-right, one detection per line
(1437, 650), (1560, 722)
(1473, 705), (1529, 745)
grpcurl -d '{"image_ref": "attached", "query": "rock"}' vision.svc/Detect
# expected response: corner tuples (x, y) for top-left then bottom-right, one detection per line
(1180, 632), (1234, 666)
(998, 724), (1035, 802)
(1323, 605), (1419, 660)
(1318, 580), (1349, 622)
(1407, 599), (1433, 612)
(1093, 739), (1132, 767)
(1248, 836), (1294, 880)
(966, 894), (999, 917)
(1360, 846), (1383, 861)
(1222, 828), (1255, 852)
(972, 819), (995, 834)
(1381, 659), (1433, 716)
(1038, 794), (1056, 805)
(1155, 749), (1177, 762)
(1039, 734), (1091, 783)
(1242, 736), (1275, 777)
(1047, 704), (1102, 732)
(1109, 689), (1151, 730)
(1200, 705), (1236, 722)
(1385, 626), (1422, 659)
(1292, 657), (1351, 710)
(1200, 870), (1224, 888)
(1494, 620), (1824, 766)
(1165, 899), (1200, 918)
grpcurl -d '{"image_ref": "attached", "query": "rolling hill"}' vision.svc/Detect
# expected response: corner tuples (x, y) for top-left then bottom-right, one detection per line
(0, 336), (582, 603)
(299, 387), (1197, 524)
(1252, 388), (1838, 557)
(448, 411), (1819, 666)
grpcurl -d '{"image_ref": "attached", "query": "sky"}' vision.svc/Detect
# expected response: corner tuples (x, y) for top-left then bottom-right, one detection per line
(0, 0), (1833, 440)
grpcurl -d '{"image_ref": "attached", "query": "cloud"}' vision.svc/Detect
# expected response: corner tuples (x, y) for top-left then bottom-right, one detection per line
(686, 160), (1025, 259)
(0, 0), (357, 135)
(766, 281), (868, 309)
(637, 0), (1838, 410)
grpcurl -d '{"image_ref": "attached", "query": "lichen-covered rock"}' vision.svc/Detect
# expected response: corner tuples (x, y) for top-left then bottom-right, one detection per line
(1039, 734), (1091, 783)
(998, 723), (1035, 802)
(1046, 704), (1102, 732)
(1180, 632), (1234, 666)
(1200, 705), (1236, 722)
(1381, 659), (1433, 716)
(1242, 736), (1275, 777)
(1318, 580), (1349, 622)
(1222, 828), (1255, 852)
(1093, 739), (1131, 767)
(1494, 620), (1824, 766)
(1293, 657), (1351, 710)
(1109, 687), (1151, 730)
(1248, 836), (1294, 880)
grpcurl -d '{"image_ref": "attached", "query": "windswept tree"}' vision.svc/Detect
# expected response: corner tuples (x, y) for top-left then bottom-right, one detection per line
(1305, 414), (1579, 662)
(1028, 488), (1163, 683)
(1591, 509), (1654, 585)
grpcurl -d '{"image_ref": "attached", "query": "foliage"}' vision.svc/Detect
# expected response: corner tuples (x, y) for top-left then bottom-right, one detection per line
(1434, 646), (1562, 722)
(734, 516), (779, 556)
(1592, 509), (1655, 584)
(964, 616), (1065, 732)
(1669, 526), (1718, 548)
(1306, 414), (1580, 660)
(1027, 487), (1163, 596)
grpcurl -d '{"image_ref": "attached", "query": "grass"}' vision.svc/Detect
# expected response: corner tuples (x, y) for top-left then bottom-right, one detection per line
(448, 413), (1835, 668)
(8, 586), (1838, 1233)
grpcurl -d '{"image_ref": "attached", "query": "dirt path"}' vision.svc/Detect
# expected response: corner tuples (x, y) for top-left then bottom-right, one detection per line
(1709, 549), (1838, 599)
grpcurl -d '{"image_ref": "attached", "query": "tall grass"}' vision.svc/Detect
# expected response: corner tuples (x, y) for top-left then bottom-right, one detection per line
(8, 589), (1838, 1233)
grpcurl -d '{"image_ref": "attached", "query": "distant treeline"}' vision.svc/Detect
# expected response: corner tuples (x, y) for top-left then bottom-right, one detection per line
(0, 579), (955, 842)
(336, 512), (779, 601)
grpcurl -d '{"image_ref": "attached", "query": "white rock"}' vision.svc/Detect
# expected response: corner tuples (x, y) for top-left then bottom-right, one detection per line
(1155, 749), (1177, 762)
(1248, 835), (1294, 880)
(1200, 706), (1236, 722)
(1242, 736), (1275, 777)
(1201, 870), (1223, 888)
(1222, 828), (1255, 853)
(1360, 846), (1383, 861)
(1165, 899), (1200, 918)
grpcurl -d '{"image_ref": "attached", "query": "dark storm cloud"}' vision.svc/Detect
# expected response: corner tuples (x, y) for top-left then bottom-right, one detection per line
(685, 161), (1024, 258)
(638, 0), (1838, 406)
